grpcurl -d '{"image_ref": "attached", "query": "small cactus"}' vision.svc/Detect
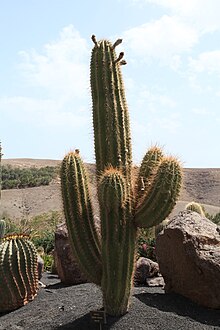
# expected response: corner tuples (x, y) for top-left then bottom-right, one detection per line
(0, 234), (39, 311)
(185, 201), (205, 216)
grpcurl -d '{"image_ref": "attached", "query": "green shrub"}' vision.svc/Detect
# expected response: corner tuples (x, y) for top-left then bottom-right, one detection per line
(2, 165), (59, 189)
(42, 254), (54, 272)
(1, 211), (60, 254)
(32, 230), (55, 254)
(206, 211), (220, 225)
(136, 228), (156, 261)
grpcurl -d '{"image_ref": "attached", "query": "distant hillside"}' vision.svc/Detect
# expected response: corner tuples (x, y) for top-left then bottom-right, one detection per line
(1, 158), (220, 220)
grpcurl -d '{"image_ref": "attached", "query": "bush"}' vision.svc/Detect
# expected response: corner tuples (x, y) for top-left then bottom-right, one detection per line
(206, 211), (220, 225)
(42, 254), (54, 272)
(32, 230), (55, 254)
(2, 165), (59, 189)
(136, 228), (156, 261)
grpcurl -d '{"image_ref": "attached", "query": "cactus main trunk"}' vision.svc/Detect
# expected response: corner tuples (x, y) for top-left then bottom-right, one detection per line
(99, 169), (136, 315)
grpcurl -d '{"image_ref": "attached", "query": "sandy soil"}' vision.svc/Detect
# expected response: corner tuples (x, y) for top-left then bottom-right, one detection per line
(0, 272), (219, 330)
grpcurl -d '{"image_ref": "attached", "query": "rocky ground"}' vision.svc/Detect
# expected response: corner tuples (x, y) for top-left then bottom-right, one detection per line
(0, 272), (220, 330)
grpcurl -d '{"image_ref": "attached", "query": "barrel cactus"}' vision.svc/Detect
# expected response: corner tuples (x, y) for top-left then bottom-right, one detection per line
(0, 234), (39, 311)
(60, 35), (182, 316)
(185, 201), (205, 216)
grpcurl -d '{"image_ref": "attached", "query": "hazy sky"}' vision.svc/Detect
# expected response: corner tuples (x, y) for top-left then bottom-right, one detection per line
(0, 0), (220, 167)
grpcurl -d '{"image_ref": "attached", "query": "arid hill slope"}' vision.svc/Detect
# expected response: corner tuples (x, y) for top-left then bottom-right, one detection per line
(1, 159), (220, 220)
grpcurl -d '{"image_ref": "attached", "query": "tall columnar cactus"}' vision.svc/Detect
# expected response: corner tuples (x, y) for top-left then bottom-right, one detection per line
(0, 234), (39, 311)
(61, 35), (182, 316)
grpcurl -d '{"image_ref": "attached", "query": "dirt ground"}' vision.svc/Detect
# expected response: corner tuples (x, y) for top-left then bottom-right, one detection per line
(0, 272), (219, 330)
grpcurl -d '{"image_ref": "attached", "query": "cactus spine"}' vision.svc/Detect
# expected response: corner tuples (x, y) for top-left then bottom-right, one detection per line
(0, 234), (38, 311)
(61, 36), (182, 316)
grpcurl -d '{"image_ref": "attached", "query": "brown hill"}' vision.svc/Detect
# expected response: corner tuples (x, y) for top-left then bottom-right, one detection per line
(1, 159), (220, 220)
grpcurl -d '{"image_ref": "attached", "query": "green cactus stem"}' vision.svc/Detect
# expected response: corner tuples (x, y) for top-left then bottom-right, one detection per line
(60, 151), (102, 285)
(135, 157), (182, 228)
(0, 219), (6, 239)
(90, 36), (132, 183)
(135, 146), (164, 206)
(99, 168), (136, 315)
(61, 35), (182, 316)
(0, 234), (38, 312)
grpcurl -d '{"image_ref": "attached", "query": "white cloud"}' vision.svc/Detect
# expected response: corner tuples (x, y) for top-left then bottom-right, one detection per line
(18, 25), (89, 100)
(1, 25), (92, 130)
(192, 107), (212, 115)
(187, 50), (220, 92)
(123, 15), (198, 66)
(136, 86), (176, 110)
(0, 96), (89, 128)
(131, 0), (220, 33)
(189, 51), (220, 74)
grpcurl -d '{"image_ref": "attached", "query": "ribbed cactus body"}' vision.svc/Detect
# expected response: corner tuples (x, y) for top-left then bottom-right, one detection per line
(99, 169), (136, 315)
(135, 146), (164, 205)
(60, 152), (102, 285)
(90, 38), (132, 182)
(0, 219), (6, 239)
(135, 157), (182, 228)
(0, 235), (38, 311)
(61, 35), (182, 316)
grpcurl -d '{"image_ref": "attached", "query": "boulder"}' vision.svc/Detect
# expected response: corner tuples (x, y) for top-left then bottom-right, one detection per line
(156, 210), (220, 309)
(146, 276), (165, 287)
(54, 223), (87, 285)
(134, 257), (160, 285)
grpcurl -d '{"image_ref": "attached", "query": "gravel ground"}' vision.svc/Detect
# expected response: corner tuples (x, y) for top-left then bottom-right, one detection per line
(0, 272), (220, 330)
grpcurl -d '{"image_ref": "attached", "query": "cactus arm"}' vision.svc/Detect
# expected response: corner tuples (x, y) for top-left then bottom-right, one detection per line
(60, 152), (102, 285)
(135, 146), (164, 206)
(99, 168), (136, 316)
(135, 157), (182, 228)
(91, 38), (132, 180)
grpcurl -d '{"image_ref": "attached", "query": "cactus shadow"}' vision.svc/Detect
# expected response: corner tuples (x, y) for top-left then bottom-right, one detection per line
(54, 312), (120, 329)
(134, 291), (220, 327)
(0, 311), (11, 317)
(45, 282), (72, 290)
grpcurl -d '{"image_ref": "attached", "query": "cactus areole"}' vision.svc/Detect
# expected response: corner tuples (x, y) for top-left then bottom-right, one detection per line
(61, 35), (182, 316)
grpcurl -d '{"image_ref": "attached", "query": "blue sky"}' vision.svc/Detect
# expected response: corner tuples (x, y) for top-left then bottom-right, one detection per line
(0, 0), (220, 168)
